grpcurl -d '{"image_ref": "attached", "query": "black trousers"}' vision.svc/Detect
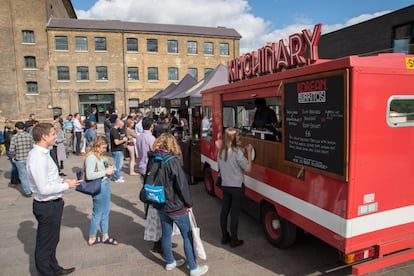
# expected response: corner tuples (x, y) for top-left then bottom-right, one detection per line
(220, 186), (244, 238)
(33, 199), (64, 276)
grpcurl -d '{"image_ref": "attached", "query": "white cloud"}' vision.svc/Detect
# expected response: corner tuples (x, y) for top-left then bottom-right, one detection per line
(75, 0), (391, 54)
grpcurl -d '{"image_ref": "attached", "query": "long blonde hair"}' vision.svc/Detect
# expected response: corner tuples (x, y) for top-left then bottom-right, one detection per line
(85, 135), (108, 159)
(152, 133), (183, 164)
(219, 127), (238, 161)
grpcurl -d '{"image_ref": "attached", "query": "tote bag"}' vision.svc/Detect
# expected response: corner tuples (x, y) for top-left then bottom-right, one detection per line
(189, 210), (207, 260)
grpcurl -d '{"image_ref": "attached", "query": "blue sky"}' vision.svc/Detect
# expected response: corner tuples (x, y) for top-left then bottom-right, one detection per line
(71, 0), (414, 53)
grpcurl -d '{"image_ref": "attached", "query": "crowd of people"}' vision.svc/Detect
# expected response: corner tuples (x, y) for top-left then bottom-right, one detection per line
(0, 108), (212, 276)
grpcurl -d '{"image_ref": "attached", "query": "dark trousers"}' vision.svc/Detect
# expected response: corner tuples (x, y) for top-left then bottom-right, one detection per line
(220, 186), (244, 238)
(75, 132), (81, 154)
(33, 199), (64, 276)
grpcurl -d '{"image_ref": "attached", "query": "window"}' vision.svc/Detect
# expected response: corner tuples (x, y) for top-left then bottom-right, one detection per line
(168, 40), (178, 53)
(128, 67), (139, 80)
(57, 66), (70, 81)
(393, 22), (414, 54)
(387, 96), (414, 127)
(147, 39), (158, 52)
(127, 38), (138, 51)
(220, 43), (230, 56)
(76, 36), (88, 51)
(188, 68), (198, 80)
(96, 66), (108, 80)
(148, 67), (158, 81)
(203, 42), (214, 55)
(95, 37), (107, 51)
(168, 67), (179, 81)
(55, 36), (68, 50)
(204, 68), (213, 78)
(26, 82), (38, 94)
(24, 56), (36, 68)
(202, 106), (213, 140)
(187, 41), (197, 54)
(77, 66), (89, 81)
(22, 30), (35, 43)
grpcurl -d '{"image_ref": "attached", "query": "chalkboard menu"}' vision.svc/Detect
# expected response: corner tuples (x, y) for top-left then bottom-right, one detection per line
(284, 71), (347, 178)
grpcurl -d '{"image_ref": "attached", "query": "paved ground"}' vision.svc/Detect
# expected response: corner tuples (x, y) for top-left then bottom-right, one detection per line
(1, 146), (414, 276)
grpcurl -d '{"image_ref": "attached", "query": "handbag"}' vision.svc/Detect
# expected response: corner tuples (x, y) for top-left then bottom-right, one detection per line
(215, 173), (222, 188)
(189, 210), (207, 260)
(75, 161), (102, 196)
(143, 184), (165, 204)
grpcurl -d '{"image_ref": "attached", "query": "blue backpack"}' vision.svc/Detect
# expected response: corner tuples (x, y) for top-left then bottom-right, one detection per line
(0, 131), (5, 144)
(139, 153), (178, 206)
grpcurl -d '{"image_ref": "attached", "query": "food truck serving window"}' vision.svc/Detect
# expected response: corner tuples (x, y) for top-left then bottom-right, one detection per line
(202, 106), (213, 140)
(387, 96), (414, 127)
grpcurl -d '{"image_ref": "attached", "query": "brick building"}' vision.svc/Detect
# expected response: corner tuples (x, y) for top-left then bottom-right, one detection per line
(0, 0), (240, 121)
(319, 5), (414, 58)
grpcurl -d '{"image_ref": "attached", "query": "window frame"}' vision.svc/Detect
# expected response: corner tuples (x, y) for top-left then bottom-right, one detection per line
(187, 41), (198, 55)
(57, 66), (70, 81)
(24, 56), (36, 69)
(76, 66), (89, 81)
(147, 39), (158, 53)
(96, 66), (108, 81)
(204, 68), (214, 78)
(168, 40), (178, 54)
(188, 68), (198, 81)
(127, 38), (138, 52)
(148, 67), (159, 81)
(220, 42), (230, 56)
(203, 42), (214, 55)
(75, 36), (88, 51)
(94, 37), (107, 51)
(387, 95), (414, 127)
(127, 67), (139, 81)
(55, 36), (68, 51)
(22, 30), (35, 43)
(168, 67), (179, 81)
(26, 82), (38, 94)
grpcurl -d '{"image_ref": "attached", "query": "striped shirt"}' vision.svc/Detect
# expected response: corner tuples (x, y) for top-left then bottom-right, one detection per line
(9, 131), (33, 160)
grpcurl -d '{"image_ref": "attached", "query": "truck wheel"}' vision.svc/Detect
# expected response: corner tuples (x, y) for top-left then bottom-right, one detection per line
(261, 204), (297, 248)
(203, 168), (215, 197)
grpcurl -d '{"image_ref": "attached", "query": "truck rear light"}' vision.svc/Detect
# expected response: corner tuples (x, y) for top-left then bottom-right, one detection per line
(344, 247), (376, 264)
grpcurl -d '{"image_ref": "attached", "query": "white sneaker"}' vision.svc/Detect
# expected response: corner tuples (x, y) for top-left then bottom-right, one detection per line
(165, 258), (185, 271)
(115, 178), (125, 183)
(190, 265), (209, 276)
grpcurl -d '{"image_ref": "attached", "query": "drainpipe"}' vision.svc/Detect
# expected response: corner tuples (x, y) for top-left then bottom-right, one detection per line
(122, 33), (127, 113)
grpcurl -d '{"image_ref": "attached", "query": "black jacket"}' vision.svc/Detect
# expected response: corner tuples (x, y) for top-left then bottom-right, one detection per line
(155, 151), (192, 213)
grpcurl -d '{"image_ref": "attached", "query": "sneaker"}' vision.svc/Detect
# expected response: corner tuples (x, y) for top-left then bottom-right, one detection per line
(115, 178), (125, 183)
(190, 265), (209, 276)
(165, 259), (185, 271)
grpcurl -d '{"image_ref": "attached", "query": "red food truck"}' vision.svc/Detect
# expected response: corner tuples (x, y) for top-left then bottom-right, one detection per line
(200, 24), (414, 274)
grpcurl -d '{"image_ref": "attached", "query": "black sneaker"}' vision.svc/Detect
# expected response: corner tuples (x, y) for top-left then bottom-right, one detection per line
(230, 238), (244, 248)
(221, 233), (231, 244)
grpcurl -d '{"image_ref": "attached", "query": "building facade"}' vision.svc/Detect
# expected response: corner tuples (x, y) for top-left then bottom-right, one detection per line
(319, 5), (414, 58)
(0, 0), (240, 121)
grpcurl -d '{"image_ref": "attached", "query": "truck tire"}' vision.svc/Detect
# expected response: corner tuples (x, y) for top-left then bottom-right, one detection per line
(203, 167), (215, 197)
(261, 203), (297, 248)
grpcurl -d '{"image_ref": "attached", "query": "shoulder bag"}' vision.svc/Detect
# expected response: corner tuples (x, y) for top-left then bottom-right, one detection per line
(75, 160), (102, 196)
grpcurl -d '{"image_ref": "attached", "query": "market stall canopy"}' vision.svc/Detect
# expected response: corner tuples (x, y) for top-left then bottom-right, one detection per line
(149, 83), (177, 107)
(170, 64), (228, 107)
(159, 74), (197, 107)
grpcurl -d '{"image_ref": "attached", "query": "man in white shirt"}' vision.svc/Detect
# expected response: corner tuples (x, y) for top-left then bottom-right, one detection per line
(27, 123), (80, 276)
(73, 113), (83, 155)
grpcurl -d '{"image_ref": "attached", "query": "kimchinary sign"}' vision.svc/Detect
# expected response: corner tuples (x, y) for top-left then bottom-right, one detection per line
(228, 24), (322, 83)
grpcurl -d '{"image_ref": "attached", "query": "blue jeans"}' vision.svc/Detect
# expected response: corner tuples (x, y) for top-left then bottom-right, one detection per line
(15, 160), (31, 195)
(6, 151), (19, 183)
(75, 132), (82, 154)
(112, 151), (124, 180)
(89, 178), (110, 237)
(158, 210), (197, 270)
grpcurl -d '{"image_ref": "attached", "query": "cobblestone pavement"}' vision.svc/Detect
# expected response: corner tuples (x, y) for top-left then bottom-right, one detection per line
(1, 148), (413, 276)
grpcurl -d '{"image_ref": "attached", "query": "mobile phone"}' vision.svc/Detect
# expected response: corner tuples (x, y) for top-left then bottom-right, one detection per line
(76, 170), (83, 180)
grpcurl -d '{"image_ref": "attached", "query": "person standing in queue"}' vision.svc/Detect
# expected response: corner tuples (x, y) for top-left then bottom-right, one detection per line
(110, 118), (127, 183)
(218, 127), (252, 247)
(27, 123), (80, 276)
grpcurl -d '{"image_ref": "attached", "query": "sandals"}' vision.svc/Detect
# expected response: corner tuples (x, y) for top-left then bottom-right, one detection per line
(102, 237), (118, 245)
(88, 237), (101, 246)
